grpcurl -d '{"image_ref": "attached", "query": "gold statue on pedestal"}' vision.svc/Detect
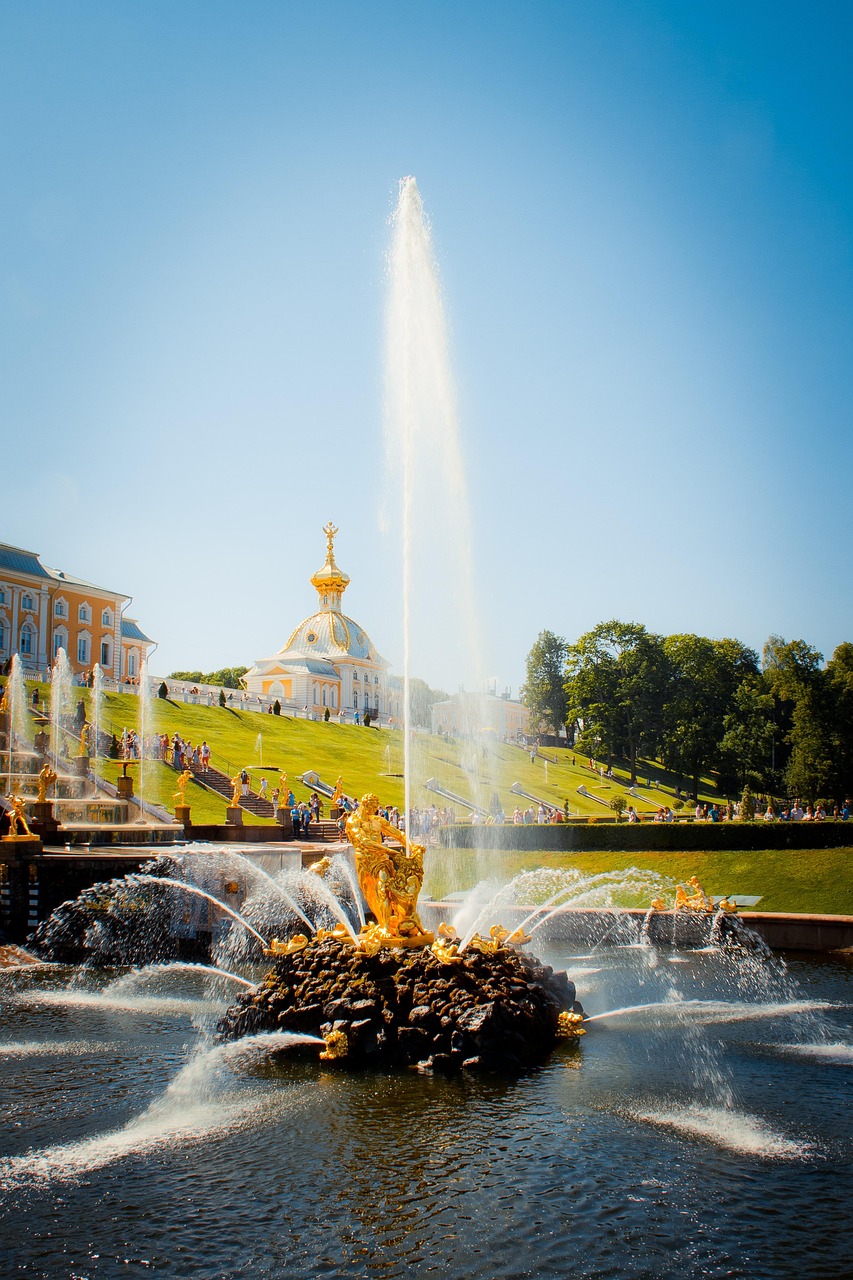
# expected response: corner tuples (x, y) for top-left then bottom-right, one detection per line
(37, 765), (58, 803)
(4, 796), (33, 838)
(331, 776), (344, 808)
(229, 775), (242, 808)
(173, 768), (192, 810)
(345, 793), (433, 947)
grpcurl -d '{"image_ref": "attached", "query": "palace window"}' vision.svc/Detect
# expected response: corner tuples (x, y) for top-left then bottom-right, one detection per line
(353, 692), (358, 709)
(20, 622), (35, 655)
(0, 619), (6, 652)
(21, 593), (34, 611)
(77, 634), (89, 664)
(78, 603), (91, 624)
(322, 687), (327, 706)
(127, 651), (137, 678)
(101, 640), (112, 667)
(353, 670), (359, 681)
(331, 688), (337, 708)
(0, 587), (5, 604)
(53, 629), (67, 658)
(313, 686), (318, 705)
(55, 599), (68, 619)
(102, 608), (113, 628)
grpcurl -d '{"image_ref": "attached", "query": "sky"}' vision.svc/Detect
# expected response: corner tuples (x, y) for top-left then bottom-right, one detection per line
(2, 1), (852, 692)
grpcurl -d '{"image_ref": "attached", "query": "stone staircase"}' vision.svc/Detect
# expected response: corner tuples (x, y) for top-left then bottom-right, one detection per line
(186, 763), (341, 839)
(187, 762), (276, 820)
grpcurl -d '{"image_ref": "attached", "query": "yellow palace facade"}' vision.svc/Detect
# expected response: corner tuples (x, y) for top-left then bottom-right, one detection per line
(0, 542), (155, 682)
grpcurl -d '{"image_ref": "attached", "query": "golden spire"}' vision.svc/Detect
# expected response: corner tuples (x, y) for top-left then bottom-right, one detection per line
(311, 521), (350, 608)
(323, 521), (339, 558)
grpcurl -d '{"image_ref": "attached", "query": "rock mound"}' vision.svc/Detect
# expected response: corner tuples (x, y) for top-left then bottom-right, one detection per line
(218, 934), (582, 1072)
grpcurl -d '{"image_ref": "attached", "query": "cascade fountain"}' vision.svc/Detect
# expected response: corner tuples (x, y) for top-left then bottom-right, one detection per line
(2, 180), (851, 1278)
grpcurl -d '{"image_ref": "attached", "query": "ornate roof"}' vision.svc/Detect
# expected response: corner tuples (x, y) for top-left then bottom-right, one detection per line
(248, 524), (388, 675)
(281, 611), (386, 666)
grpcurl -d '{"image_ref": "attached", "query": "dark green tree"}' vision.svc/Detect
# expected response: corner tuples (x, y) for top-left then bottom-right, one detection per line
(662, 635), (758, 799)
(720, 675), (775, 791)
(520, 631), (569, 737)
(408, 678), (449, 729)
(565, 621), (669, 782)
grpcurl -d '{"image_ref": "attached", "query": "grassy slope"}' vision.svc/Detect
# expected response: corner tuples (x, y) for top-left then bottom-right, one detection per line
(26, 683), (850, 913)
(426, 848), (853, 916)
(30, 683), (724, 824)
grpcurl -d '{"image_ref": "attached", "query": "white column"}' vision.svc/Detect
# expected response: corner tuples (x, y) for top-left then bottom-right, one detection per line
(37, 584), (49, 666)
(11, 586), (19, 658)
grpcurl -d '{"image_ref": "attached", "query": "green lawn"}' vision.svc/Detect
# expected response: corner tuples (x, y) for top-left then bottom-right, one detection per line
(425, 847), (853, 916)
(28, 683), (726, 825)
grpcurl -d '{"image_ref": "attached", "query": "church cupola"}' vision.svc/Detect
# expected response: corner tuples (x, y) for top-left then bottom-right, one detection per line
(310, 521), (351, 612)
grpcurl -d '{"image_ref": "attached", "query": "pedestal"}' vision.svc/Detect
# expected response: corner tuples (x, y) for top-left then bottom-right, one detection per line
(175, 805), (192, 828)
(276, 808), (294, 837)
(226, 806), (243, 826)
(117, 775), (134, 799)
(71, 756), (90, 778)
(32, 801), (58, 831)
(331, 806), (343, 820)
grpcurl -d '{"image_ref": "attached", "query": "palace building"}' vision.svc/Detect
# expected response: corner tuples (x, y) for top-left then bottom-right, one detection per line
(0, 542), (155, 682)
(243, 524), (399, 722)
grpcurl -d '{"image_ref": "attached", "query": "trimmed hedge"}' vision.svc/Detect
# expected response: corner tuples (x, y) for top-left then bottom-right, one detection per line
(437, 821), (853, 854)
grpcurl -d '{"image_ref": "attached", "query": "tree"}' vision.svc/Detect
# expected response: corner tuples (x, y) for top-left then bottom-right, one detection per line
(407, 678), (450, 729)
(273, 700), (281, 716)
(170, 666), (248, 689)
(565, 622), (670, 783)
(520, 631), (569, 737)
(662, 635), (758, 799)
(720, 675), (775, 791)
(218, 689), (226, 707)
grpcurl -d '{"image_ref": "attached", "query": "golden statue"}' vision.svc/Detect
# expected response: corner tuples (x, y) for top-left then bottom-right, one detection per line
(229, 775), (242, 807)
(5, 796), (33, 838)
(79, 724), (89, 756)
(308, 855), (332, 877)
(279, 773), (287, 803)
(674, 876), (714, 913)
(36, 765), (58, 803)
(345, 792), (432, 946)
(332, 776), (344, 808)
(173, 768), (192, 809)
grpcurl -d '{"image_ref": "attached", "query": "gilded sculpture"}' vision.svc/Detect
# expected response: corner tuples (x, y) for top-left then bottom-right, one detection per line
(37, 765), (58, 803)
(4, 795), (33, 838)
(173, 768), (192, 810)
(345, 792), (432, 946)
(229, 775), (242, 808)
(331, 776), (344, 808)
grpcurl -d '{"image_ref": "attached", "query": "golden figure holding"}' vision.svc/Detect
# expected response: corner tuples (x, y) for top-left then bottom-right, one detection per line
(674, 876), (714, 913)
(331, 776), (344, 808)
(5, 795), (33, 838)
(36, 765), (58, 803)
(345, 792), (432, 946)
(229, 775), (242, 808)
(79, 724), (89, 756)
(173, 768), (192, 810)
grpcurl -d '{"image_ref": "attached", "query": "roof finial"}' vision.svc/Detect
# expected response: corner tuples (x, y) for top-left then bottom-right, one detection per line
(323, 521), (338, 561)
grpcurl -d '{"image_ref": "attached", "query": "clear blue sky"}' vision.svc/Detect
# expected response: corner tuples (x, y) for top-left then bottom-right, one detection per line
(2, 1), (851, 691)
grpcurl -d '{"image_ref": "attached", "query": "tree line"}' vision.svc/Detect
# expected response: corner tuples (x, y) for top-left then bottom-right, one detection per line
(520, 624), (853, 802)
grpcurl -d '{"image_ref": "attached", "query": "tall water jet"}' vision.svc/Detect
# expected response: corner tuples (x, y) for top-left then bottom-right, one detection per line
(4, 654), (29, 788)
(384, 177), (495, 837)
(49, 648), (73, 767)
(91, 663), (103, 779)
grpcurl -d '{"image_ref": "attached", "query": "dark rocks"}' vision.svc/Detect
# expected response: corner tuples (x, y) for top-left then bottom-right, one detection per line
(218, 934), (583, 1073)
